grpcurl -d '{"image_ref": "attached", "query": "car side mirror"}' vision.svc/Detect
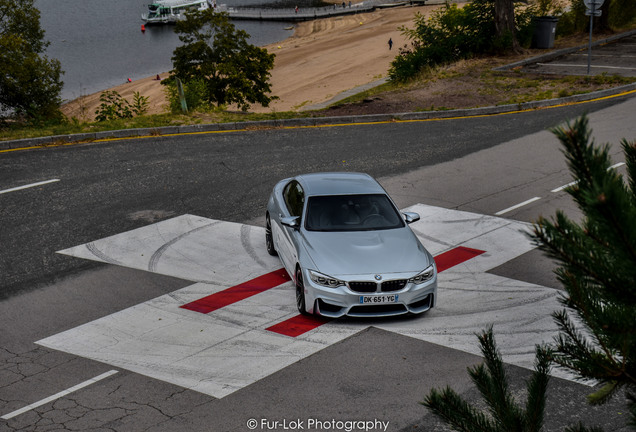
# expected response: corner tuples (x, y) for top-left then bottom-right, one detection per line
(403, 212), (420, 224)
(281, 216), (301, 229)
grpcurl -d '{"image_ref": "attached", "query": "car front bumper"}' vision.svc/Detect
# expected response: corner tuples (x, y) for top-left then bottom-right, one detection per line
(302, 269), (438, 318)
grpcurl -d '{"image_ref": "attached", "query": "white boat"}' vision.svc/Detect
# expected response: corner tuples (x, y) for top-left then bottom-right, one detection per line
(142, 0), (212, 24)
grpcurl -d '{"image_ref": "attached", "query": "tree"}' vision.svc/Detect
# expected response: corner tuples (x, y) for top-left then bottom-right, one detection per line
(531, 115), (636, 428)
(557, 0), (636, 36)
(388, 0), (535, 82)
(0, 0), (63, 119)
(423, 327), (552, 432)
(495, 0), (519, 52)
(423, 116), (636, 432)
(167, 10), (276, 111)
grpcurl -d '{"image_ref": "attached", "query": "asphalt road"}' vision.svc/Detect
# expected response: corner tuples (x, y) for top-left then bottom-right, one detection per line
(1, 94), (635, 432)
(522, 32), (636, 77)
(0, 95), (629, 298)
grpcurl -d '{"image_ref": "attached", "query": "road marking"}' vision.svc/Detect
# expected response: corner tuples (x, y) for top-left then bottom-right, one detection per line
(574, 53), (636, 58)
(3, 90), (635, 154)
(551, 162), (626, 192)
(536, 63), (636, 71)
(0, 179), (60, 195)
(551, 181), (578, 193)
(495, 197), (542, 216)
(41, 206), (572, 398)
(267, 314), (331, 337)
(266, 246), (487, 337)
(434, 246), (485, 272)
(181, 268), (290, 313)
(1, 370), (118, 420)
(495, 162), (626, 213)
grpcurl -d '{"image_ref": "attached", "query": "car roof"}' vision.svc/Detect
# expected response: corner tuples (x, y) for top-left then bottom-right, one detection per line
(295, 172), (386, 196)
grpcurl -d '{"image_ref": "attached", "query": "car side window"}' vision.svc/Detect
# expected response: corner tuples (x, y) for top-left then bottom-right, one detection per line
(283, 180), (304, 217)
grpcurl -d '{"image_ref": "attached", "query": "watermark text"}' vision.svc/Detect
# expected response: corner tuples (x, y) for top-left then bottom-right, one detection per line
(246, 418), (390, 431)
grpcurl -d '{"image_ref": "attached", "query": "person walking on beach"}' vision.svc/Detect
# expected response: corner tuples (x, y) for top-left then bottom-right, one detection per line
(388, 38), (393, 50)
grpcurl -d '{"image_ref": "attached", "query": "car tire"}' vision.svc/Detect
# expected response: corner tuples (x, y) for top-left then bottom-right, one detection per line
(295, 267), (309, 315)
(265, 214), (277, 256)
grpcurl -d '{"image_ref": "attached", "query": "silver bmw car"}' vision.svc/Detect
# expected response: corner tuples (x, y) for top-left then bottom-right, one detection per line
(265, 172), (437, 318)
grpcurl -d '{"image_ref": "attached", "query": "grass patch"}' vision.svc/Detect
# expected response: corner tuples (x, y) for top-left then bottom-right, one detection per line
(3, 27), (636, 143)
(0, 109), (310, 142)
(324, 51), (636, 115)
(323, 81), (402, 106)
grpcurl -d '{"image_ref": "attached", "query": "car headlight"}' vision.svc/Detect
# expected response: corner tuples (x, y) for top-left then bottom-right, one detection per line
(309, 270), (345, 288)
(408, 265), (435, 285)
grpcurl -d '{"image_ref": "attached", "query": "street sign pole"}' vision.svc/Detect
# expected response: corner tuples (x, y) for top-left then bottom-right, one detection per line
(584, 0), (604, 75)
(588, 4), (593, 74)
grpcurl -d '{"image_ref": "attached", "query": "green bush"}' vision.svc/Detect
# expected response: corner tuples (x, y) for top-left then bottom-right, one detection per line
(555, 0), (588, 36)
(131, 91), (149, 116)
(94, 90), (149, 122)
(556, 0), (636, 37)
(389, 0), (535, 82)
(609, 0), (636, 28)
(163, 77), (210, 113)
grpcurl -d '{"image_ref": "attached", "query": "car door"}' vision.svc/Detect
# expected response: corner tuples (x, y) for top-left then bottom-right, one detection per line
(277, 180), (304, 274)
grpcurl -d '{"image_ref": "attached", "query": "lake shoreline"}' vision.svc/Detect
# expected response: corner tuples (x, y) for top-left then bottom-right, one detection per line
(60, 4), (436, 121)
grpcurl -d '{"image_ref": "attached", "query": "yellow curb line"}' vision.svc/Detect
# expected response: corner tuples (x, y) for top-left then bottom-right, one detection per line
(2, 88), (635, 154)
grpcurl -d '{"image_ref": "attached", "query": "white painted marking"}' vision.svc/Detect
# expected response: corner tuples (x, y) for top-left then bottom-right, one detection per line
(0, 179), (60, 195)
(574, 54), (636, 58)
(610, 162), (626, 169)
(38, 205), (578, 399)
(495, 197), (542, 216)
(551, 162), (626, 193)
(1, 370), (118, 420)
(551, 181), (577, 193)
(536, 63), (636, 71)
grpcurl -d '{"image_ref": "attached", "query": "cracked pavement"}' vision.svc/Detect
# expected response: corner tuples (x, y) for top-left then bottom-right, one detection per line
(2, 95), (635, 431)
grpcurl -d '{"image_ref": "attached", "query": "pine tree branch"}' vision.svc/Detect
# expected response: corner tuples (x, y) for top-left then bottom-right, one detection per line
(422, 387), (496, 432)
(524, 345), (551, 431)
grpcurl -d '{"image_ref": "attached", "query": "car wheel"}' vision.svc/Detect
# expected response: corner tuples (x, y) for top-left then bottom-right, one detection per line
(265, 214), (277, 256)
(295, 267), (309, 315)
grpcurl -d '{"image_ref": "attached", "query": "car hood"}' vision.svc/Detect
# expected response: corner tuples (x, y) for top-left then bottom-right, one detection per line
(300, 228), (431, 277)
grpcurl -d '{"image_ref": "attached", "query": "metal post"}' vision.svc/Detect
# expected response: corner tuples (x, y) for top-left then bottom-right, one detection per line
(587, 0), (595, 75)
(176, 78), (188, 114)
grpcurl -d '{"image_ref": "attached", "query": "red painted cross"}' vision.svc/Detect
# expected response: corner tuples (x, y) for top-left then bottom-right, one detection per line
(181, 269), (291, 314)
(181, 246), (485, 337)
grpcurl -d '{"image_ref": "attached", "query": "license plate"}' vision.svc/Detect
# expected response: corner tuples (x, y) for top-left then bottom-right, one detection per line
(359, 294), (398, 304)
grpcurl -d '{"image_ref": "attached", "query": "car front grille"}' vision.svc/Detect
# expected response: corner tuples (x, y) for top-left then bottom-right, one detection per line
(381, 279), (407, 292)
(348, 304), (407, 316)
(348, 279), (408, 293)
(348, 281), (377, 293)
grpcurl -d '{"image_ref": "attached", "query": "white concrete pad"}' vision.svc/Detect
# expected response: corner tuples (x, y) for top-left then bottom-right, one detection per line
(38, 205), (570, 399)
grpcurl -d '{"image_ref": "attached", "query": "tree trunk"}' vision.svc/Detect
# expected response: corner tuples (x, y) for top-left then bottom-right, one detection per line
(596, 1), (611, 32)
(494, 0), (520, 52)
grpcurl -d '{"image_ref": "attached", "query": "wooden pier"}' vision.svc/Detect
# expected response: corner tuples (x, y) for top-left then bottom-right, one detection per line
(221, 0), (428, 22)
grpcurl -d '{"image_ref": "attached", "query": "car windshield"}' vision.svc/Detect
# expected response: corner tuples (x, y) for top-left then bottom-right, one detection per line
(305, 194), (405, 232)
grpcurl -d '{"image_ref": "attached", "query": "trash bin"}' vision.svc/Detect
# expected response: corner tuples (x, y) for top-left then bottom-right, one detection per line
(532, 16), (558, 49)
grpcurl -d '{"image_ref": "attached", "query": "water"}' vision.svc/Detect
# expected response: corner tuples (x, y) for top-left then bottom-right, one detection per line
(35, 0), (298, 102)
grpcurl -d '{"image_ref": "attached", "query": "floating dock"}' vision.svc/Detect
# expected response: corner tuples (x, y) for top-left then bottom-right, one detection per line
(222, 0), (430, 21)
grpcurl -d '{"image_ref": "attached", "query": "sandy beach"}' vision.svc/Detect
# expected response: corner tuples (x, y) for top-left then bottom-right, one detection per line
(60, 4), (439, 121)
